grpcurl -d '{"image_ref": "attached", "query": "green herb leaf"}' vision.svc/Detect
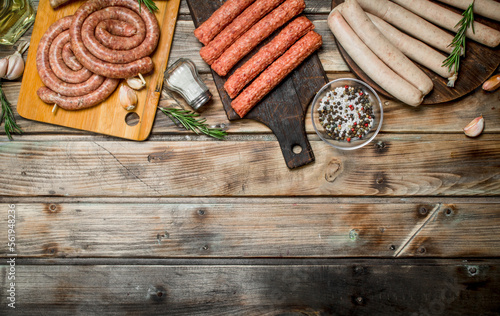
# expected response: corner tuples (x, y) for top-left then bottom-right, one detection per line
(442, 1), (475, 83)
(0, 81), (23, 141)
(137, 0), (159, 13)
(160, 107), (227, 140)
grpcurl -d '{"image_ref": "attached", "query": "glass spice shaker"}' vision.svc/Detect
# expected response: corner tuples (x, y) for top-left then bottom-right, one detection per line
(0, 0), (36, 45)
(163, 58), (212, 111)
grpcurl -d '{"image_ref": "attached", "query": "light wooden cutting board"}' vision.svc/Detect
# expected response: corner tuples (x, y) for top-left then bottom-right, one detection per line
(17, 0), (180, 140)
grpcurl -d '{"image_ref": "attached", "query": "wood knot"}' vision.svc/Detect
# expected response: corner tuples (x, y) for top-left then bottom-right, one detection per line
(325, 159), (342, 182)
(44, 203), (61, 214)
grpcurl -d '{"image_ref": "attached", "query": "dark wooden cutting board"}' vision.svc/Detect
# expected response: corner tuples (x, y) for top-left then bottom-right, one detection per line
(331, 0), (500, 104)
(187, 0), (328, 169)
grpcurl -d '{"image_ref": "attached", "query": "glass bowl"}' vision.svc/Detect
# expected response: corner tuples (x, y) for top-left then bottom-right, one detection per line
(311, 78), (383, 150)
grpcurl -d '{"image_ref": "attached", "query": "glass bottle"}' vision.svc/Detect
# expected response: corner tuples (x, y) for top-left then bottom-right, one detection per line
(0, 0), (36, 45)
(164, 58), (212, 111)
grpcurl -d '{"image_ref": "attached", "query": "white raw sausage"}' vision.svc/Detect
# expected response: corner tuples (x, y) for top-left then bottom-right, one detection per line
(393, 0), (500, 47)
(367, 13), (454, 80)
(338, 0), (433, 96)
(328, 9), (423, 106)
(355, 0), (456, 54)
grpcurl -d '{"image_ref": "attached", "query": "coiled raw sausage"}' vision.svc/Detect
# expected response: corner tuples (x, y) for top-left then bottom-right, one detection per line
(37, 78), (120, 111)
(70, 0), (160, 78)
(36, 15), (119, 110)
(36, 16), (106, 98)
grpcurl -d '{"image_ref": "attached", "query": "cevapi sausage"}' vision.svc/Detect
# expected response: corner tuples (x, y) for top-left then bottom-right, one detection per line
(224, 16), (314, 99)
(231, 31), (322, 118)
(355, 0), (456, 54)
(211, 0), (305, 77)
(36, 16), (106, 97)
(392, 0), (500, 47)
(328, 10), (423, 106)
(367, 13), (454, 80)
(437, 0), (500, 22)
(338, 0), (433, 96)
(194, 0), (256, 45)
(37, 78), (120, 111)
(70, 0), (159, 78)
(199, 0), (285, 65)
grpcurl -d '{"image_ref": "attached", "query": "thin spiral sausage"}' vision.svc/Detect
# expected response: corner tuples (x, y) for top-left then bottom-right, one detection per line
(70, 0), (160, 78)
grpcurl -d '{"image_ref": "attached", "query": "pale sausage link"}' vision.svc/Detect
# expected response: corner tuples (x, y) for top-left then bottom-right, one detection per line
(211, 0), (306, 77)
(37, 78), (120, 111)
(231, 31), (323, 118)
(36, 16), (106, 97)
(328, 10), (423, 106)
(70, 0), (159, 78)
(224, 16), (314, 99)
(82, 7), (147, 57)
(338, 0), (433, 96)
(49, 31), (93, 84)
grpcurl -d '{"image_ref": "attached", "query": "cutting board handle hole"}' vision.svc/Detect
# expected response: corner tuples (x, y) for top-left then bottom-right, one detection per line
(125, 112), (140, 126)
(292, 144), (303, 155)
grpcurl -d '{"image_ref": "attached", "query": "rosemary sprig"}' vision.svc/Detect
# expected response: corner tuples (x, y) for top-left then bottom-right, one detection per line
(442, 1), (475, 86)
(160, 107), (227, 140)
(137, 0), (159, 13)
(0, 82), (22, 141)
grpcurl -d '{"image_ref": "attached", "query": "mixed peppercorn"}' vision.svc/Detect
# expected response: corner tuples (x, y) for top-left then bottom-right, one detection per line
(318, 85), (375, 142)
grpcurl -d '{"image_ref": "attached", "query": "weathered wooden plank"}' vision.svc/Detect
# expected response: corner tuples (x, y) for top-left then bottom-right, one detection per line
(0, 135), (499, 197)
(1, 260), (499, 315)
(2, 74), (500, 136)
(1, 201), (499, 258)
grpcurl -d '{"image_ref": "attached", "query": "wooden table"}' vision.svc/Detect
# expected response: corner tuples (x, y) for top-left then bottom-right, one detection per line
(1, 1), (500, 314)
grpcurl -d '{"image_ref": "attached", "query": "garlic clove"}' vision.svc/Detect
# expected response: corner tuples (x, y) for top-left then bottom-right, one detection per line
(0, 58), (7, 79)
(126, 77), (146, 90)
(119, 84), (138, 111)
(482, 74), (500, 92)
(464, 115), (484, 137)
(4, 52), (25, 80)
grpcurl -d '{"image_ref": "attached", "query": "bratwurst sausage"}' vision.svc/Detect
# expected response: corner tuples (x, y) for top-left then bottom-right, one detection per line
(338, 0), (433, 96)
(70, 0), (160, 78)
(392, 0), (500, 47)
(328, 10), (423, 106)
(355, 0), (456, 54)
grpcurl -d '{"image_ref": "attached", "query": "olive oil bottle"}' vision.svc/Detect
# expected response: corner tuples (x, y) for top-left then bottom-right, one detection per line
(0, 0), (35, 45)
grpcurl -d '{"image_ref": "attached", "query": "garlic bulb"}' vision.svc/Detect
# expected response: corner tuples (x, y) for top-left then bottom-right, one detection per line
(0, 41), (29, 81)
(464, 116), (484, 137)
(119, 84), (138, 111)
